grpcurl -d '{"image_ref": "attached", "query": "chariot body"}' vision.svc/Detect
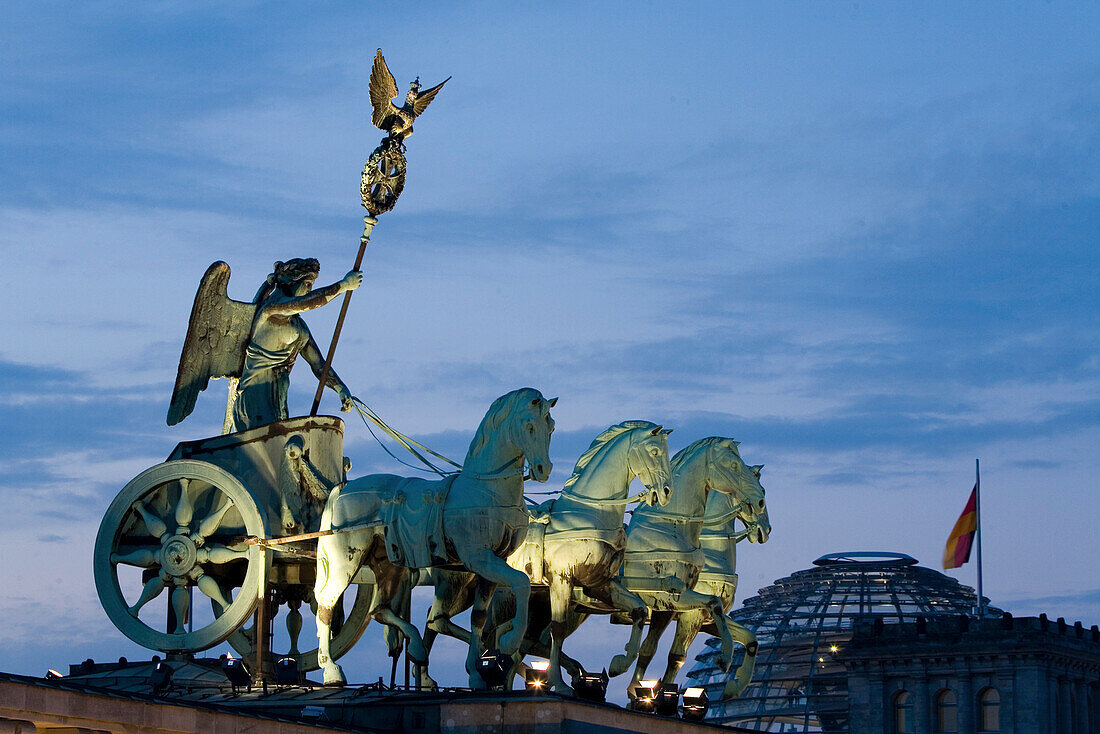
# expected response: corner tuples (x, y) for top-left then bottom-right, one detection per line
(93, 415), (376, 674)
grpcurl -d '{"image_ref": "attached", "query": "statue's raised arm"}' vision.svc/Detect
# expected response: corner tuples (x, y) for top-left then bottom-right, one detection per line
(167, 259), (362, 431)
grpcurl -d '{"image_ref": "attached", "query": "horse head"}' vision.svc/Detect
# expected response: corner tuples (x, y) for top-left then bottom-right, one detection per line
(511, 389), (556, 482)
(628, 425), (674, 506)
(467, 388), (556, 481)
(742, 464), (770, 543)
(706, 439), (769, 543)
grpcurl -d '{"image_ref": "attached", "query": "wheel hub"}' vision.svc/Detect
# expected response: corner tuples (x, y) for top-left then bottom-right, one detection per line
(161, 534), (198, 576)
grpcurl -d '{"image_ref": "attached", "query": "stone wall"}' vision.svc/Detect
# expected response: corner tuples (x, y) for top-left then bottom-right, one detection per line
(845, 615), (1100, 734)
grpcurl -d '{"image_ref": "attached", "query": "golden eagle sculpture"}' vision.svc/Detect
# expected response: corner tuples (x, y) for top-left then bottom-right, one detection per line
(368, 49), (450, 142)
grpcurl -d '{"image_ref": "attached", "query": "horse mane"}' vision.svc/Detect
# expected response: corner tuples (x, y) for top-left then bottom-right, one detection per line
(563, 420), (657, 490)
(465, 387), (544, 461)
(671, 436), (739, 473)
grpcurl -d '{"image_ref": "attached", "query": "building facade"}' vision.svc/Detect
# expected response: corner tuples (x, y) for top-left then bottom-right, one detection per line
(687, 552), (1100, 733)
(846, 614), (1100, 734)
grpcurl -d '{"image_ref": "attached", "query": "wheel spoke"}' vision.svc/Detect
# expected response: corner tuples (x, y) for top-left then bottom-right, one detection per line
(196, 574), (231, 613)
(128, 575), (166, 616)
(171, 586), (189, 635)
(132, 500), (168, 541)
(111, 546), (160, 568)
(174, 478), (193, 531)
(193, 496), (234, 542)
(198, 544), (248, 564)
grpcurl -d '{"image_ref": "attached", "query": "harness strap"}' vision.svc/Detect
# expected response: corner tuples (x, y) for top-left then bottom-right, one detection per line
(558, 487), (652, 507)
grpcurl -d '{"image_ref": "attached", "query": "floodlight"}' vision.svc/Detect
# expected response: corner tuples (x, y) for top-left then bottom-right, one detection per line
(275, 657), (300, 686)
(150, 661), (172, 694)
(682, 686), (709, 721)
(475, 650), (512, 690)
(571, 670), (608, 703)
(45, 669), (63, 680)
(655, 683), (680, 717)
(628, 679), (659, 712)
(524, 659), (550, 692)
(220, 655), (251, 692)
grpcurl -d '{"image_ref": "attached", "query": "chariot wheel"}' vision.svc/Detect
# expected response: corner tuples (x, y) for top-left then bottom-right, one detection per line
(94, 460), (268, 653)
(220, 582), (374, 672)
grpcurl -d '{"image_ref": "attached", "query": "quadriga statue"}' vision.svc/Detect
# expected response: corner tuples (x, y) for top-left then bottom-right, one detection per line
(314, 388), (557, 687)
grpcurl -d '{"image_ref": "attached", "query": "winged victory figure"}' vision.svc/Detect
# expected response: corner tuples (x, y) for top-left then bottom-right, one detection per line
(168, 260), (362, 430)
(369, 48), (450, 142)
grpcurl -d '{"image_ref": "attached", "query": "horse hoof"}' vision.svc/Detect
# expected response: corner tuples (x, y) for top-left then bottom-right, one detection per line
(322, 663), (347, 686)
(723, 680), (747, 699)
(551, 681), (573, 696)
(609, 654), (631, 678)
(498, 629), (522, 656)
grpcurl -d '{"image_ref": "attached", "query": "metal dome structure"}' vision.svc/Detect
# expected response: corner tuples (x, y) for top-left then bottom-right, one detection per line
(686, 551), (996, 733)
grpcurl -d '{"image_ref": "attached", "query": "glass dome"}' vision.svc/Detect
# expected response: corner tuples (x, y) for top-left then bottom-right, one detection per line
(686, 551), (996, 733)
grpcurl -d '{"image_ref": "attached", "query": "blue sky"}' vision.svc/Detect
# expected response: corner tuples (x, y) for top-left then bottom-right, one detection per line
(1, 1), (1097, 697)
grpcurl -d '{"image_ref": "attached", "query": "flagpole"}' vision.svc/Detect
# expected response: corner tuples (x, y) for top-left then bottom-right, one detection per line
(975, 458), (984, 617)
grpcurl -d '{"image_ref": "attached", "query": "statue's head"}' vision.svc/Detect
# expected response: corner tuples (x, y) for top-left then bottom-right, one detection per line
(273, 258), (320, 296)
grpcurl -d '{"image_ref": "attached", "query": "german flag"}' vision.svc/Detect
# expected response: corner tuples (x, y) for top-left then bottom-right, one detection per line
(943, 485), (977, 569)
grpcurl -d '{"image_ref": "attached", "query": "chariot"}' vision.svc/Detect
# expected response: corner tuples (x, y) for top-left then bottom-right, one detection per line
(93, 415), (374, 673)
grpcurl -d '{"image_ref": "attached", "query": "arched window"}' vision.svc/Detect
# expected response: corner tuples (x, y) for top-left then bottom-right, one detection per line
(978, 687), (1000, 732)
(893, 690), (914, 733)
(935, 688), (958, 733)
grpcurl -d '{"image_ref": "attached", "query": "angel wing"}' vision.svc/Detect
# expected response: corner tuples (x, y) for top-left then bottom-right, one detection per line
(411, 76), (450, 116)
(167, 262), (257, 426)
(369, 49), (400, 129)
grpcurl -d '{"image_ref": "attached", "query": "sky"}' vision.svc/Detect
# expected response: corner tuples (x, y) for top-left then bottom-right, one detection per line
(0, 0), (1097, 701)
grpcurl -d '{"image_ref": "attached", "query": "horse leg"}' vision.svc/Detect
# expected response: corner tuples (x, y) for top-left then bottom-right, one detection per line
(631, 610), (673, 694)
(314, 535), (366, 686)
(461, 548), (532, 657)
(373, 565), (428, 667)
(420, 570), (475, 689)
(464, 577), (496, 688)
(587, 579), (649, 678)
(667, 588), (735, 672)
(382, 571), (414, 680)
(663, 609), (704, 686)
(721, 620), (758, 699)
(546, 573), (573, 694)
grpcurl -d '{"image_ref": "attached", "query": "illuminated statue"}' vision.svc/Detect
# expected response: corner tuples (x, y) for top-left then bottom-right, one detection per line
(623, 437), (770, 699)
(166, 259), (362, 430)
(419, 422), (674, 692)
(314, 388), (556, 687)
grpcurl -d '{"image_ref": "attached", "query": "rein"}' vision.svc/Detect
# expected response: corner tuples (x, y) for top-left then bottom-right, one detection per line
(559, 487), (653, 507)
(351, 397), (532, 481)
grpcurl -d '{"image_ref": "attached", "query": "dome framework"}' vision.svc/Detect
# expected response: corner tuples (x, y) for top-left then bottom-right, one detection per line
(687, 552), (994, 733)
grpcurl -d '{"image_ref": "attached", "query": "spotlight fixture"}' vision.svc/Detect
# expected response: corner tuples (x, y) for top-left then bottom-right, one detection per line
(45, 669), (63, 680)
(681, 686), (709, 721)
(220, 655), (252, 692)
(628, 679), (659, 713)
(571, 670), (609, 703)
(655, 683), (680, 717)
(524, 659), (550, 692)
(150, 661), (172, 694)
(274, 657), (301, 686)
(475, 650), (512, 690)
